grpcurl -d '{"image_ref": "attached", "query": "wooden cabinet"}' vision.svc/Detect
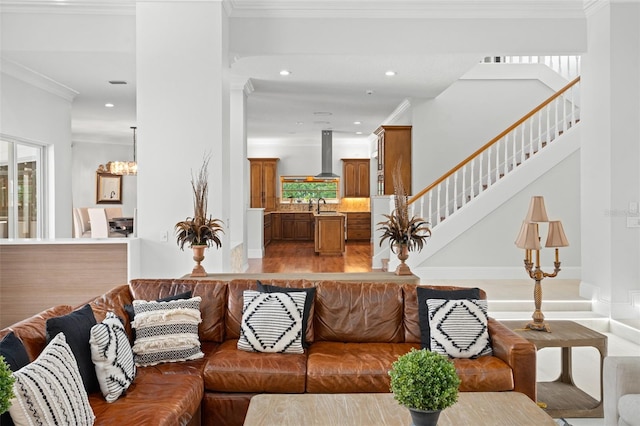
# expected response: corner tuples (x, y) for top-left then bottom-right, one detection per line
(278, 213), (313, 241)
(375, 126), (411, 195)
(346, 212), (371, 241)
(263, 213), (272, 246)
(249, 158), (279, 211)
(314, 214), (346, 255)
(342, 159), (370, 198)
(271, 213), (282, 240)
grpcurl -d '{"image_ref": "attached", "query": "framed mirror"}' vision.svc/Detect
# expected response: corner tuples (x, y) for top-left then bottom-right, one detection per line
(96, 173), (122, 204)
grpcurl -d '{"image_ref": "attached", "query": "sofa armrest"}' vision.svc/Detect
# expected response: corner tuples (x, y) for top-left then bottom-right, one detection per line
(604, 356), (640, 426)
(487, 318), (537, 401)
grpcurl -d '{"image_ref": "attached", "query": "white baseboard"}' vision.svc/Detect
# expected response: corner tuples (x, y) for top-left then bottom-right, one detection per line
(411, 266), (581, 280)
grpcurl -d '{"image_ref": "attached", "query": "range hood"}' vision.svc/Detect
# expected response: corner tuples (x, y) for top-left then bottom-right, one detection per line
(315, 130), (339, 178)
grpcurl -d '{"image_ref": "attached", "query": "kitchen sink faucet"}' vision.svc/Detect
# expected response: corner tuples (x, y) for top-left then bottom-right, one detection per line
(317, 198), (326, 214)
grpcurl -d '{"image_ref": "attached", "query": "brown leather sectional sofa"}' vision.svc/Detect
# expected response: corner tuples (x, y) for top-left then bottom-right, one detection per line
(1, 278), (537, 426)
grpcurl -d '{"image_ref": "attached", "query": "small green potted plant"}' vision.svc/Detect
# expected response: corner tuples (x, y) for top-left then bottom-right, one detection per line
(389, 348), (460, 426)
(0, 356), (15, 416)
(175, 155), (224, 277)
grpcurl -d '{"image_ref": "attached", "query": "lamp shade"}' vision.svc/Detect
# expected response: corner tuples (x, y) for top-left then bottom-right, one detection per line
(515, 222), (541, 250)
(525, 196), (549, 222)
(545, 220), (569, 247)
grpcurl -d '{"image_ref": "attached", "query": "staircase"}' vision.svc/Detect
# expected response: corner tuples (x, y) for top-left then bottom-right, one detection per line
(384, 77), (581, 274)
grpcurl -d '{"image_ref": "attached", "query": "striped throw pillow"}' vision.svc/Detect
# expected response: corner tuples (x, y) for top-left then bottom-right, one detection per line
(131, 296), (203, 367)
(90, 312), (136, 402)
(9, 332), (95, 426)
(238, 290), (306, 354)
(427, 298), (493, 359)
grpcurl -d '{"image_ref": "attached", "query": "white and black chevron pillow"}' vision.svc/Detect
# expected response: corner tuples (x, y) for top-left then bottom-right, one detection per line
(9, 332), (95, 425)
(427, 298), (493, 359)
(90, 312), (136, 402)
(131, 296), (204, 367)
(238, 290), (306, 354)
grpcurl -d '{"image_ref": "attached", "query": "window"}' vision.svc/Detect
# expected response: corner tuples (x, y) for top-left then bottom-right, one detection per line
(0, 138), (45, 238)
(280, 176), (340, 202)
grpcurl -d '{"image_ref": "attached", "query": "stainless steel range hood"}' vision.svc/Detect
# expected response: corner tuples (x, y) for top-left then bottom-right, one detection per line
(315, 130), (339, 178)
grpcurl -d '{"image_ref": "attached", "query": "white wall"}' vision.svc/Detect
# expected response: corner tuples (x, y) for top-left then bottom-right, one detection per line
(0, 61), (75, 238)
(412, 78), (557, 192)
(136, 1), (230, 278)
(71, 142), (137, 216)
(425, 150), (581, 269)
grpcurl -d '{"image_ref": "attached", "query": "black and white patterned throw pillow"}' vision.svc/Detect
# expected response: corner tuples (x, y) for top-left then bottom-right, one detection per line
(238, 290), (306, 354)
(9, 332), (95, 426)
(427, 298), (493, 359)
(90, 312), (136, 402)
(131, 296), (203, 367)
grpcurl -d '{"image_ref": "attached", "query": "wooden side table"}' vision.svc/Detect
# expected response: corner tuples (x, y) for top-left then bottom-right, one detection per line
(502, 320), (607, 418)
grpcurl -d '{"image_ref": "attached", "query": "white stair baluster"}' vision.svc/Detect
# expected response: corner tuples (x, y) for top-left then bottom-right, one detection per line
(445, 179), (450, 218)
(453, 171), (458, 211)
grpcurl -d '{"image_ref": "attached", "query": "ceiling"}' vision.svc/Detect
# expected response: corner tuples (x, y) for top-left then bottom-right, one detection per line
(0, 0), (588, 147)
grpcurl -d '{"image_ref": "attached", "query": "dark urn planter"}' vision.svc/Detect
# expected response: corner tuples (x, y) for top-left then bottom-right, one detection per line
(409, 408), (441, 426)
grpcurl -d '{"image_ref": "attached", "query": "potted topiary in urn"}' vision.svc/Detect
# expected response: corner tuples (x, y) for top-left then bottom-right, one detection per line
(389, 348), (460, 426)
(175, 155), (224, 277)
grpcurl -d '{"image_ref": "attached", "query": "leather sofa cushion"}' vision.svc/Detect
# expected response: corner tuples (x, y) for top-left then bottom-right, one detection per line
(129, 279), (227, 342)
(453, 355), (514, 392)
(402, 284), (488, 344)
(0, 305), (73, 361)
(203, 340), (307, 393)
(89, 285), (135, 340)
(89, 368), (203, 426)
(306, 341), (419, 393)
(313, 281), (404, 343)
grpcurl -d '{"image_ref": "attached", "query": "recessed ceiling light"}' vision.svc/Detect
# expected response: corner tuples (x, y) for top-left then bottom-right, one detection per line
(385, 70), (397, 76)
(353, 121), (361, 125)
(356, 131), (363, 135)
(296, 121), (304, 125)
(105, 103), (115, 108)
(279, 70), (291, 76)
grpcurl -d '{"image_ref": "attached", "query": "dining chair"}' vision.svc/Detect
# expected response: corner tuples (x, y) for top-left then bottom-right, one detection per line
(73, 208), (91, 238)
(88, 208), (122, 238)
(104, 207), (123, 220)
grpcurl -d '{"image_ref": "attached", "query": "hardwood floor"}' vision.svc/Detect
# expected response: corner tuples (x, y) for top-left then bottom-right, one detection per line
(246, 241), (373, 273)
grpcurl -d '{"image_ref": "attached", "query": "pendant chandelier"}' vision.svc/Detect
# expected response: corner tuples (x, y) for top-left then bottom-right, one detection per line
(97, 126), (138, 175)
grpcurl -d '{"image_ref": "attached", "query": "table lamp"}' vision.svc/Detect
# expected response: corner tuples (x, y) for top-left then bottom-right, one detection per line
(515, 196), (569, 332)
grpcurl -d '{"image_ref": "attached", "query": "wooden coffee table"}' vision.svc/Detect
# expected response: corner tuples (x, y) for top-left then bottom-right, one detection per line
(243, 392), (556, 425)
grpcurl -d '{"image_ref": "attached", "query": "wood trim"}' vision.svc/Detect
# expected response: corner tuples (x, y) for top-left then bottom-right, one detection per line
(409, 76), (580, 204)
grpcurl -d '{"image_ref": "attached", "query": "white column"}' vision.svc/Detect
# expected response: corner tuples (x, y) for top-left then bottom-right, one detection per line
(136, 0), (230, 277)
(581, 2), (640, 319)
(230, 76), (253, 270)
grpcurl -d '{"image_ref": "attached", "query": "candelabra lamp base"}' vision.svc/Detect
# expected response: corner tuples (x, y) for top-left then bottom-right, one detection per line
(525, 321), (551, 332)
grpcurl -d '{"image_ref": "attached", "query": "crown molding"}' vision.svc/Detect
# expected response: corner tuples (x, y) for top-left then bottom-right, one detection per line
(0, 0), (135, 15)
(382, 99), (412, 126)
(0, 0), (587, 18)
(225, 0), (586, 19)
(583, 0), (609, 17)
(1, 57), (79, 102)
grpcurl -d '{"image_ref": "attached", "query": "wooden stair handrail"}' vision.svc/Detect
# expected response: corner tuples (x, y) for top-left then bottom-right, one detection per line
(408, 76), (581, 205)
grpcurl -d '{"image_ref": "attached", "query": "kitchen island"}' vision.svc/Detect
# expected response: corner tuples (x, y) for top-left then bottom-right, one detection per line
(313, 212), (346, 255)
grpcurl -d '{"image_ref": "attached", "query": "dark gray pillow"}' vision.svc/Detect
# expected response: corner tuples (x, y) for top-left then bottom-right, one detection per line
(46, 304), (98, 393)
(416, 287), (481, 350)
(0, 332), (30, 426)
(256, 281), (316, 348)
